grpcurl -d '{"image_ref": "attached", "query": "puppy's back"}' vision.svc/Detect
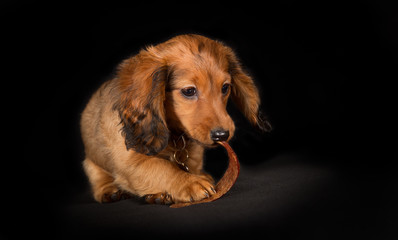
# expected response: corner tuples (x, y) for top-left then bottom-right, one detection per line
(80, 80), (123, 172)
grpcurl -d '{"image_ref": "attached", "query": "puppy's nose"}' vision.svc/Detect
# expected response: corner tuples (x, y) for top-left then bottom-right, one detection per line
(210, 128), (230, 142)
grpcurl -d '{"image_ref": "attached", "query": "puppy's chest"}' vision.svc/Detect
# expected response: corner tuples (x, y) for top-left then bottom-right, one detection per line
(157, 141), (202, 173)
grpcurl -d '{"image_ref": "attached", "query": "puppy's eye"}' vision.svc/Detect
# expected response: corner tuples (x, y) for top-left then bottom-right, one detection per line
(222, 83), (230, 95)
(181, 87), (197, 98)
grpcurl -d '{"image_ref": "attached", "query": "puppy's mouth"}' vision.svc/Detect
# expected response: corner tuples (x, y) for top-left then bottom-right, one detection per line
(185, 135), (222, 148)
(200, 141), (219, 148)
(174, 130), (229, 148)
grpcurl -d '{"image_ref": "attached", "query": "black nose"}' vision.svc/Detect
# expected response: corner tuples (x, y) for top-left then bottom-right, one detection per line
(210, 128), (230, 142)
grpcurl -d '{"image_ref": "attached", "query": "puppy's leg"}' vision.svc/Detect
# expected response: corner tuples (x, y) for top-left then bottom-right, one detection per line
(116, 157), (216, 204)
(83, 158), (131, 203)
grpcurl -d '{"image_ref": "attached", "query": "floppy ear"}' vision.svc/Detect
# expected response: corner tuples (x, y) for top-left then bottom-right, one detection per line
(226, 48), (272, 132)
(113, 49), (170, 155)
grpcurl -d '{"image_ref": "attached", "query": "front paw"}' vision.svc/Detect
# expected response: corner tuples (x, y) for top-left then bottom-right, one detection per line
(145, 192), (173, 205)
(101, 189), (133, 203)
(173, 174), (216, 203)
(201, 171), (215, 185)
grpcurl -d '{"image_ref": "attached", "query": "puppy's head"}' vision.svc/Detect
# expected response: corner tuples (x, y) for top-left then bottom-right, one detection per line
(114, 34), (271, 155)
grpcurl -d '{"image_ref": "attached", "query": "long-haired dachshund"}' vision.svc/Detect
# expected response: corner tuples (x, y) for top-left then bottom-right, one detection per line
(81, 34), (271, 204)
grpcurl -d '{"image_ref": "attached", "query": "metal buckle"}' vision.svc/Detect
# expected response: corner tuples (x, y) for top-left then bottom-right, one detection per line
(172, 135), (190, 172)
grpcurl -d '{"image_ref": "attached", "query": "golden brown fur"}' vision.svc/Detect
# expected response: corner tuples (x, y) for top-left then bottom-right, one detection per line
(81, 34), (270, 204)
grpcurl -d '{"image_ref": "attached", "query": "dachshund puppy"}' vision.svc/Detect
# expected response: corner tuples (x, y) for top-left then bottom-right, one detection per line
(81, 34), (271, 204)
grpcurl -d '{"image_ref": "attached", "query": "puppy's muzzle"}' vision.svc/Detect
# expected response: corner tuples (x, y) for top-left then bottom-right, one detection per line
(210, 128), (230, 142)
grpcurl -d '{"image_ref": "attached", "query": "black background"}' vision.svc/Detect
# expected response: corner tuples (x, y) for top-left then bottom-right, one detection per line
(3, 1), (398, 239)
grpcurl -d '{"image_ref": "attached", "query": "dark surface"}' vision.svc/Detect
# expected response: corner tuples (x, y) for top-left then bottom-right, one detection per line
(59, 153), (340, 239)
(54, 150), (396, 239)
(3, 1), (398, 239)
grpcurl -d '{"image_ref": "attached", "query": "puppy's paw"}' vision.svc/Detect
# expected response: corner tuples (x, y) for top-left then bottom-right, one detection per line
(101, 189), (133, 203)
(173, 174), (216, 203)
(201, 171), (215, 185)
(144, 192), (173, 205)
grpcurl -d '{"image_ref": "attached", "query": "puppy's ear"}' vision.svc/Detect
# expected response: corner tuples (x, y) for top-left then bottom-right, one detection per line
(113, 49), (170, 155)
(226, 48), (272, 132)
